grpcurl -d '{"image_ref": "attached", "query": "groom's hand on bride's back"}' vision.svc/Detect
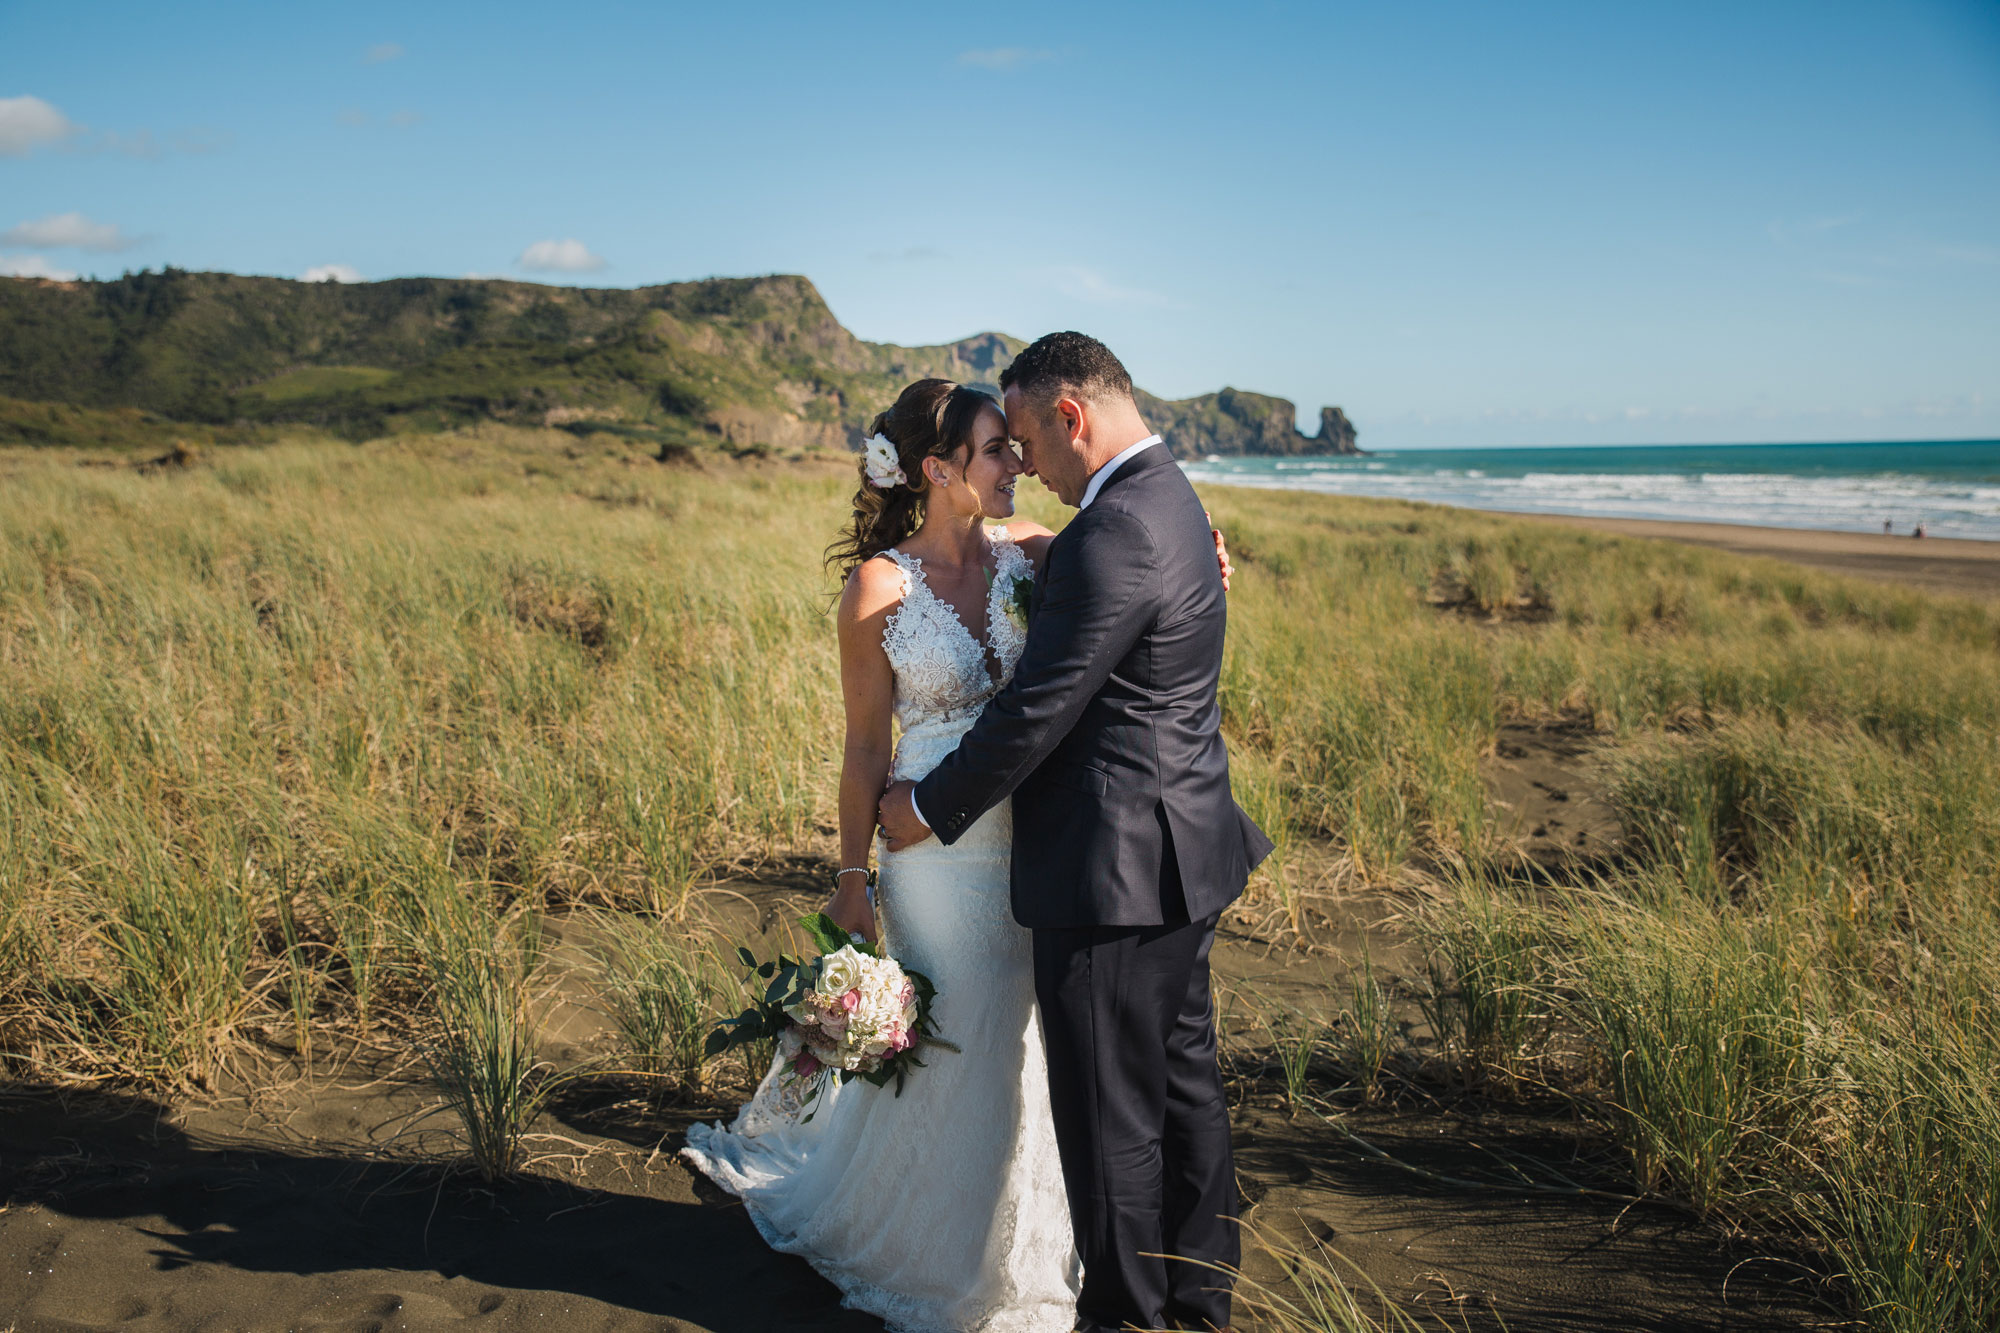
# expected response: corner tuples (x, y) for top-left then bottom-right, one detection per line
(877, 780), (933, 852)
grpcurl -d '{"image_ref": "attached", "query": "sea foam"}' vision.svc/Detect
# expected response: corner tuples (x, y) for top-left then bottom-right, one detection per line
(1180, 441), (2000, 541)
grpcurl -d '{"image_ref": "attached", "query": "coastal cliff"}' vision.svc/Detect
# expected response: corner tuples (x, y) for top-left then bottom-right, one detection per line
(1137, 388), (1362, 457)
(0, 269), (1355, 457)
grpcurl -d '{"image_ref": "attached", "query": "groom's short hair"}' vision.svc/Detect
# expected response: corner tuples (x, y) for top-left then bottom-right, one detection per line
(999, 331), (1134, 408)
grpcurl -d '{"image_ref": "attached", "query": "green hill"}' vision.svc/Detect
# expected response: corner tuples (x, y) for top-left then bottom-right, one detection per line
(0, 268), (1357, 456)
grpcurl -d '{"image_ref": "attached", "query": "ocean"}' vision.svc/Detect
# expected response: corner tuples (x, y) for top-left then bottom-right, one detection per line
(1179, 440), (2000, 542)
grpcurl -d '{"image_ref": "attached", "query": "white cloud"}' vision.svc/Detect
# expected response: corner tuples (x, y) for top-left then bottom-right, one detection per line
(960, 48), (1055, 71)
(302, 264), (363, 283)
(2, 211), (135, 252)
(1045, 264), (1168, 307)
(336, 109), (370, 127)
(0, 99), (225, 159)
(0, 95), (76, 156)
(0, 253), (79, 280)
(95, 129), (162, 159)
(517, 238), (606, 273)
(171, 128), (231, 155)
(366, 42), (406, 63)
(387, 108), (424, 128)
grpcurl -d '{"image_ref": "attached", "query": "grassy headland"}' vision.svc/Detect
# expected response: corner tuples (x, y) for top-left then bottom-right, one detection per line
(1, 432), (1994, 1329)
(0, 269), (1356, 457)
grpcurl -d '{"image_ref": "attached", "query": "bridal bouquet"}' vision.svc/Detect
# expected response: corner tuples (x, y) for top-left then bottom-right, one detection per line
(705, 912), (954, 1112)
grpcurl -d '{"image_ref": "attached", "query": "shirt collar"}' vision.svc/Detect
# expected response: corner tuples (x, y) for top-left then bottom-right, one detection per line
(1078, 434), (1162, 510)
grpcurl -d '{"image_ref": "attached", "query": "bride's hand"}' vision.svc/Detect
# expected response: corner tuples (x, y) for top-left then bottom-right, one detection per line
(1207, 511), (1235, 592)
(827, 875), (877, 944)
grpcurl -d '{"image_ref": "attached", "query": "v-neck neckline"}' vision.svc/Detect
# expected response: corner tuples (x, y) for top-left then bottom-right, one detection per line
(893, 531), (1010, 690)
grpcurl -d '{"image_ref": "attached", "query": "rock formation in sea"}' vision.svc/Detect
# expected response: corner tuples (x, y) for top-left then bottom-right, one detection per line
(1137, 388), (1363, 457)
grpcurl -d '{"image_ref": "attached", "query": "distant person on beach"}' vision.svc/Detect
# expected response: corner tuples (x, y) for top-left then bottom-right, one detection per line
(685, 334), (1263, 1333)
(1884, 520), (1893, 535)
(1914, 523), (1927, 539)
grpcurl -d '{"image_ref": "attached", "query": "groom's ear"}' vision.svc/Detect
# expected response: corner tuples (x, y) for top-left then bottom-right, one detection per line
(1056, 396), (1086, 444)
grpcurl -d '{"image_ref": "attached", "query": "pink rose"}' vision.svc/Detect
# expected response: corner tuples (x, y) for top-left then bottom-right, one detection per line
(899, 981), (915, 1006)
(842, 988), (861, 1012)
(890, 1026), (912, 1052)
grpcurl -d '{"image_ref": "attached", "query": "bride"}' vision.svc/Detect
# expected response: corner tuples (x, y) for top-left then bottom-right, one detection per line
(682, 378), (1232, 1332)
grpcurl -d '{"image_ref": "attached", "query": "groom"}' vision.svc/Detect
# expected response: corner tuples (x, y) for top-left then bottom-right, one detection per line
(879, 331), (1272, 1333)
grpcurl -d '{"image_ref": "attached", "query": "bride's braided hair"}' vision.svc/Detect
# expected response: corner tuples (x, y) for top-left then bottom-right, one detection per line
(826, 378), (996, 582)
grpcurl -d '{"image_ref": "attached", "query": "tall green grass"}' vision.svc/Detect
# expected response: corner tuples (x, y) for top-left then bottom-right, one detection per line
(1209, 492), (1997, 1329)
(0, 432), (842, 1090)
(2, 433), (1995, 1324)
(403, 886), (551, 1182)
(581, 908), (718, 1092)
(1412, 721), (2000, 1328)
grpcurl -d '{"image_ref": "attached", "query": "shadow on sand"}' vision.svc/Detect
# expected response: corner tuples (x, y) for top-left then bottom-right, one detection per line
(0, 1082), (880, 1331)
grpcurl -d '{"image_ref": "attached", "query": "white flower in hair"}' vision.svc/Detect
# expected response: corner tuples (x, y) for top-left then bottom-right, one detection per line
(862, 434), (908, 490)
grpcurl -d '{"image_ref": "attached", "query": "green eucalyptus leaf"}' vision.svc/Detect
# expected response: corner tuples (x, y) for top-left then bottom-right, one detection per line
(799, 911), (854, 957)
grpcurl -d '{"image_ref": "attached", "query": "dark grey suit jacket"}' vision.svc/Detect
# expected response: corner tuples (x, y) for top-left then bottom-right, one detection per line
(913, 444), (1274, 929)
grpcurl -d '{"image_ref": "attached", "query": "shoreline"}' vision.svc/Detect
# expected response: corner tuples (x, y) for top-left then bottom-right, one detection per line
(1492, 511), (2000, 599)
(1189, 470), (2000, 599)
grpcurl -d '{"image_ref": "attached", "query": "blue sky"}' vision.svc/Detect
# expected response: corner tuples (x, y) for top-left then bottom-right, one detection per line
(4, 0), (1997, 448)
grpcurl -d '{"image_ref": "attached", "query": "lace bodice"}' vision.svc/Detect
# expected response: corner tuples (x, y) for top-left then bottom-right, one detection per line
(879, 529), (1032, 781)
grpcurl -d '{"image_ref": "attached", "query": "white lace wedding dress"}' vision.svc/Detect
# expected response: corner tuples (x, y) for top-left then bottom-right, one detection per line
(682, 527), (1081, 1333)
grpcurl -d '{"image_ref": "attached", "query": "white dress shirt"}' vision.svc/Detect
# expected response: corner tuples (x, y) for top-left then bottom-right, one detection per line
(1079, 434), (1162, 510)
(905, 433), (1164, 832)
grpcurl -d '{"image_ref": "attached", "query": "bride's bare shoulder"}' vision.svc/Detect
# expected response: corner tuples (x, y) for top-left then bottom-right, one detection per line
(839, 554), (908, 626)
(1000, 522), (1056, 571)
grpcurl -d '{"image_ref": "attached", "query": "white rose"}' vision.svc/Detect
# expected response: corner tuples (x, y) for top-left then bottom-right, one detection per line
(818, 946), (865, 999)
(862, 434), (908, 490)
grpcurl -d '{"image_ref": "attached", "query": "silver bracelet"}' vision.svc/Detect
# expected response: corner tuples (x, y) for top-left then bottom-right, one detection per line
(835, 865), (877, 908)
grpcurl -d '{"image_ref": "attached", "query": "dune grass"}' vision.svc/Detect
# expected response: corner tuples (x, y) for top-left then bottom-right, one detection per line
(580, 907), (720, 1093)
(1, 429), (1995, 1324)
(402, 881), (552, 1182)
